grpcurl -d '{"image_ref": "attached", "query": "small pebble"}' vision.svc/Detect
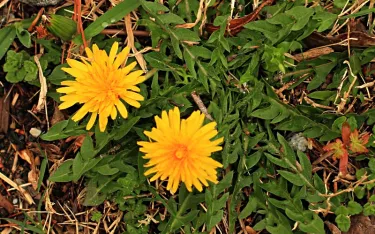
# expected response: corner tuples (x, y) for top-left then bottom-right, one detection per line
(12, 198), (18, 205)
(29, 128), (42, 138)
(289, 133), (308, 152)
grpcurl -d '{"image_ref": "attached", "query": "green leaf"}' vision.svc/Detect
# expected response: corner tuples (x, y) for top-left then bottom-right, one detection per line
(285, 6), (314, 31)
(0, 26), (17, 60)
(335, 206), (349, 216)
(15, 23), (31, 48)
(350, 53), (361, 75)
(239, 197), (257, 219)
(118, 174), (139, 194)
(313, 173), (325, 193)
(49, 159), (74, 182)
(244, 20), (280, 43)
(335, 214), (350, 232)
(285, 208), (304, 222)
(84, 175), (117, 206)
(158, 13), (185, 25)
(37, 155), (48, 192)
(80, 135), (95, 160)
(277, 133), (297, 163)
(347, 201), (363, 215)
(48, 64), (71, 85)
(298, 213), (325, 233)
(245, 151), (263, 169)
(141, 1), (169, 13)
(207, 210), (223, 229)
(6, 72), (24, 83)
(4, 50), (23, 73)
(171, 28), (200, 42)
(313, 11), (337, 32)
(1, 219), (44, 234)
(354, 186), (365, 199)
(41, 119), (86, 141)
(308, 91), (336, 100)
(308, 62), (337, 90)
(72, 153), (102, 181)
(111, 116), (141, 140)
(251, 104), (280, 120)
(74, 0), (141, 44)
(266, 153), (289, 168)
(183, 49), (196, 78)
(278, 170), (305, 186)
(341, 7), (375, 19)
(212, 171), (233, 197)
(23, 60), (38, 81)
(297, 151), (312, 181)
(334, 0), (347, 8)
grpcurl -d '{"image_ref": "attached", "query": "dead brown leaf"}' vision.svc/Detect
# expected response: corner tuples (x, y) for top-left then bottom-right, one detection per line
(325, 221), (341, 234)
(18, 149), (33, 165)
(205, 0), (275, 36)
(28, 169), (39, 190)
(293, 47), (334, 62)
(0, 193), (14, 213)
(33, 55), (48, 113)
(0, 94), (10, 133)
(65, 132), (93, 154)
(305, 31), (375, 51)
(344, 215), (375, 234)
(125, 14), (147, 73)
(51, 105), (65, 126)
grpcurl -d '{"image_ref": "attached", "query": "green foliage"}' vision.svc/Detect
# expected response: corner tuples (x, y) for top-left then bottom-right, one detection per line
(0, 26), (17, 60)
(74, 0), (141, 44)
(3, 47), (61, 84)
(20, 0), (375, 233)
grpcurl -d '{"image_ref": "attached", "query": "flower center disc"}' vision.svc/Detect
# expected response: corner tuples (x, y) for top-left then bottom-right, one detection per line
(175, 145), (188, 159)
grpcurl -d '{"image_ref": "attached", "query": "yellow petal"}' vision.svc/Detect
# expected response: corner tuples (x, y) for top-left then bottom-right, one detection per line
(86, 112), (97, 130)
(115, 100), (128, 118)
(169, 107), (180, 134)
(123, 91), (144, 101)
(85, 47), (93, 59)
(123, 97), (141, 108)
(113, 46), (130, 68)
(110, 106), (117, 120)
(67, 59), (89, 72)
(61, 67), (87, 78)
(99, 113), (108, 132)
(59, 101), (76, 109)
(122, 61), (137, 76)
(72, 102), (93, 121)
(108, 41), (118, 65)
(123, 70), (144, 83)
(56, 87), (76, 94)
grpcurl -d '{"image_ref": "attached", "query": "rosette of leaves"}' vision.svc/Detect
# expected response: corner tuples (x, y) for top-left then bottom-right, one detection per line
(3, 50), (38, 83)
(3, 48), (61, 84)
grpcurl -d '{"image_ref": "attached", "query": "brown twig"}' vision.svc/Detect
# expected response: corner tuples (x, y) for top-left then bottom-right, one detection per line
(205, 0), (275, 36)
(191, 91), (214, 121)
(75, 0), (88, 48)
(28, 8), (44, 32)
(100, 29), (150, 37)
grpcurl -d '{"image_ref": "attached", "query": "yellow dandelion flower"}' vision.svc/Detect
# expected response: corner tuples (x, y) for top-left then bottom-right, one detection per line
(137, 107), (224, 194)
(57, 42), (145, 132)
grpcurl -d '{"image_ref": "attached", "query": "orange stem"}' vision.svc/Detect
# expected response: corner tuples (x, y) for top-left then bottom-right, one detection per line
(75, 0), (88, 48)
(28, 8), (44, 32)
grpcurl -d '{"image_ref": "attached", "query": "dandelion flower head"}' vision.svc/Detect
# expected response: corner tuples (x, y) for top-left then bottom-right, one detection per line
(137, 107), (224, 194)
(57, 42), (145, 132)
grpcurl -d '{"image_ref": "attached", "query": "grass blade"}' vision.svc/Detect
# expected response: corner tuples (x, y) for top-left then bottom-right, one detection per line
(74, 0), (140, 44)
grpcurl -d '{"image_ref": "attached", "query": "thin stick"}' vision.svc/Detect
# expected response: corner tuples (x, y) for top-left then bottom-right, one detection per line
(33, 56), (48, 112)
(0, 172), (34, 205)
(28, 8), (44, 32)
(191, 91), (214, 121)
